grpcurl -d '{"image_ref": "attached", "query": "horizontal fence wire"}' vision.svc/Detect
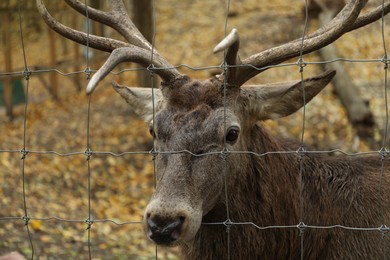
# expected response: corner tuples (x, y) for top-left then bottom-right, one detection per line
(2, 57), (390, 77)
(0, 0), (389, 259)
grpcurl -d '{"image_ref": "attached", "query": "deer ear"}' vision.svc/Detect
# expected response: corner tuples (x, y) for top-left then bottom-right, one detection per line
(112, 82), (163, 123)
(240, 70), (336, 120)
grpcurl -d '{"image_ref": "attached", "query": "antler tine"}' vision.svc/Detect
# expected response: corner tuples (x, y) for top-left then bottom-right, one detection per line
(348, 1), (390, 32)
(86, 47), (182, 94)
(37, 0), (184, 93)
(213, 28), (239, 55)
(297, 1), (390, 41)
(213, 29), (241, 85)
(36, 0), (128, 52)
(64, 0), (153, 52)
(232, 0), (366, 86)
(221, 0), (389, 87)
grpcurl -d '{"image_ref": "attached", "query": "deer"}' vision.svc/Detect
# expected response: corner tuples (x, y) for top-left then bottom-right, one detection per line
(37, 0), (390, 259)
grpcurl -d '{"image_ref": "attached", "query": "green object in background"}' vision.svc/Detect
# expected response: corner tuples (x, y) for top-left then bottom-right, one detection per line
(0, 80), (25, 106)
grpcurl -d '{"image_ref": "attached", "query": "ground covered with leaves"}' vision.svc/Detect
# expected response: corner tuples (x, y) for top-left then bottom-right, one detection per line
(0, 0), (389, 259)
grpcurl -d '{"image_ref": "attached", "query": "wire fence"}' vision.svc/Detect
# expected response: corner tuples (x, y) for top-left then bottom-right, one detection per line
(0, 0), (390, 259)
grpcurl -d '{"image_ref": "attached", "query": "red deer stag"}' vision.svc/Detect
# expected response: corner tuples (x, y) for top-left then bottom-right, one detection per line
(37, 0), (390, 259)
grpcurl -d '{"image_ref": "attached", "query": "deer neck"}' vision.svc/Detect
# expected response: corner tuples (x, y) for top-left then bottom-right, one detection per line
(186, 124), (301, 259)
(202, 123), (300, 224)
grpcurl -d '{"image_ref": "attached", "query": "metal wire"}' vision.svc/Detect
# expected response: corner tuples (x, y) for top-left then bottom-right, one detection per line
(222, 1), (232, 259)
(81, 1), (94, 259)
(379, 0), (390, 257)
(0, 0), (389, 259)
(16, 0), (34, 259)
(297, 0), (310, 258)
(2, 57), (390, 79)
(150, 0), (159, 258)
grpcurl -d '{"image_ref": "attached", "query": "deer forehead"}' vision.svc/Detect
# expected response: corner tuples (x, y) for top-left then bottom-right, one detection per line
(164, 78), (228, 110)
(155, 105), (239, 143)
(154, 78), (241, 139)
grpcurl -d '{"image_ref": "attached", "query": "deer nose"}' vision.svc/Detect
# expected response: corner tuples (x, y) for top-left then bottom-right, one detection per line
(147, 216), (184, 245)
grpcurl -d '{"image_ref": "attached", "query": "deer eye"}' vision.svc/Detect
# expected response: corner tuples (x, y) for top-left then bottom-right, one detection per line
(149, 123), (156, 137)
(225, 126), (240, 143)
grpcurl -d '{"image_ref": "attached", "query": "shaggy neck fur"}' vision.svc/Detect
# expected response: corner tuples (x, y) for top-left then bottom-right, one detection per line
(182, 123), (390, 259)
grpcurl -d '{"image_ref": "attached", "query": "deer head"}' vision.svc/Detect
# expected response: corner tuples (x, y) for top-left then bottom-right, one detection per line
(38, 0), (390, 247)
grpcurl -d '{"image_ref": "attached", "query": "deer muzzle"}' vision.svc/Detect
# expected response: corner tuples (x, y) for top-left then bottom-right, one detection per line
(144, 197), (203, 246)
(147, 215), (184, 245)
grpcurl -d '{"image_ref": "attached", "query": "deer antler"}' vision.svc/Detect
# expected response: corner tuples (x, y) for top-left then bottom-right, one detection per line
(213, 29), (241, 85)
(214, 0), (390, 87)
(36, 0), (184, 94)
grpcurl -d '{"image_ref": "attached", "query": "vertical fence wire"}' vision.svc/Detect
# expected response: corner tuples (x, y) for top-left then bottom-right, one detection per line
(380, 0), (390, 257)
(149, 0), (158, 258)
(86, 95), (93, 260)
(17, 0), (34, 259)
(222, 0), (232, 259)
(297, 0), (310, 258)
(0, 0), (390, 259)
(82, 1), (93, 259)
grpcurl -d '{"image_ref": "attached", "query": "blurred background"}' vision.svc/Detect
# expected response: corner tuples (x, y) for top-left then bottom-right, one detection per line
(0, 0), (389, 259)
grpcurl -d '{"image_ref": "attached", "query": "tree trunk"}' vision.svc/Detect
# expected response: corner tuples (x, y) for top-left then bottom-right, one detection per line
(2, 12), (13, 120)
(91, 0), (104, 67)
(72, 13), (82, 91)
(47, 26), (58, 100)
(315, 0), (376, 147)
(132, 0), (159, 88)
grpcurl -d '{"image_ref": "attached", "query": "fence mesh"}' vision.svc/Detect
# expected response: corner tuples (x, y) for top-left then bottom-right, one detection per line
(0, 0), (389, 259)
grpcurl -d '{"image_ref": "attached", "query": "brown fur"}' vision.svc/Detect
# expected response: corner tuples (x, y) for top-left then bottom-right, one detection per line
(166, 78), (226, 110)
(116, 74), (390, 259)
(186, 124), (390, 259)
(38, 0), (390, 256)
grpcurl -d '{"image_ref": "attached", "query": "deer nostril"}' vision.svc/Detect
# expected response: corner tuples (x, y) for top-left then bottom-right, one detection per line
(147, 216), (184, 245)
